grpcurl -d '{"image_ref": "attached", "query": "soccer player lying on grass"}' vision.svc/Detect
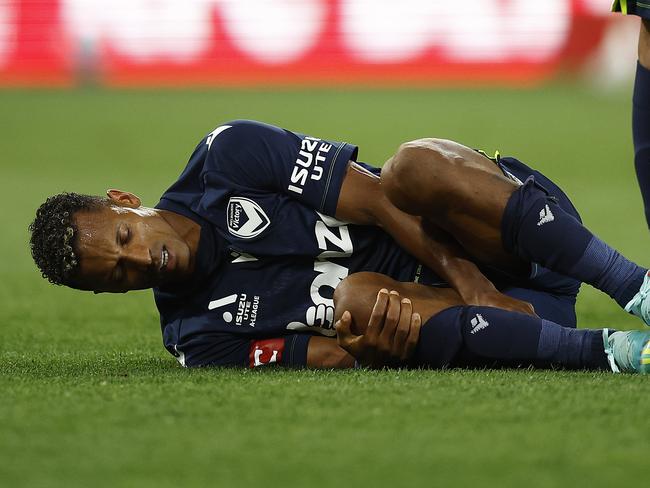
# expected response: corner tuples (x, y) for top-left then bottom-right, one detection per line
(28, 7), (650, 373)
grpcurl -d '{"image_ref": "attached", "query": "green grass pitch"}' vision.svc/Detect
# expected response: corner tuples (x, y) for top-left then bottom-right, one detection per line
(1, 85), (649, 487)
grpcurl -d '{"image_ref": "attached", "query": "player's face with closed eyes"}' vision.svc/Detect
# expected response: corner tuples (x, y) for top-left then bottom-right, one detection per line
(71, 193), (195, 293)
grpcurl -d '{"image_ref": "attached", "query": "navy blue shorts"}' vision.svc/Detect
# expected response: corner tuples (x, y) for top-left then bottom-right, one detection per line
(492, 156), (581, 328)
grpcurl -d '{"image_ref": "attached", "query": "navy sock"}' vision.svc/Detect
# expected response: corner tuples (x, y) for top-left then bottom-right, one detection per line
(414, 306), (609, 370)
(535, 319), (610, 370)
(502, 178), (646, 308)
(413, 306), (465, 368)
(633, 61), (650, 229)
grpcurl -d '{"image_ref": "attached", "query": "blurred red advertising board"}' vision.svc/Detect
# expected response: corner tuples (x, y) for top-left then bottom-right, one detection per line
(0, 0), (72, 86)
(0, 0), (619, 87)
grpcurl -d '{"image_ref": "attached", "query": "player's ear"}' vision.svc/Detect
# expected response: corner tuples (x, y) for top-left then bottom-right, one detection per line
(106, 189), (141, 208)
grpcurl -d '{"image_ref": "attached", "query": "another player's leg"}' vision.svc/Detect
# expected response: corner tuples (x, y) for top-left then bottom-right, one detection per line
(381, 140), (648, 321)
(611, 6), (650, 226)
(612, 1), (650, 26)
(335, 272), (650, 373)
(631, 20), (650, 231)
(609, 8), (650, 319)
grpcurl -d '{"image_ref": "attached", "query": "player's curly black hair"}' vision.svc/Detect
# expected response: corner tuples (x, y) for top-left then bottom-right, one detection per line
(29, 192), (106, 287)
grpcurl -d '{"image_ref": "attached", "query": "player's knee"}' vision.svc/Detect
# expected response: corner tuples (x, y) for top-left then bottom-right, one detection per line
(381, 140), (452, 214)
(333, 273), (373, 314)
(333, 272), (397, 332)
(332, 274), (354, 311)
(381, 144), (422, 209)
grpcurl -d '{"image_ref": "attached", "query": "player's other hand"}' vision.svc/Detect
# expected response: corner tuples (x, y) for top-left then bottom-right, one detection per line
(473, 289), (537, 317)
(335, 289), (422, 368)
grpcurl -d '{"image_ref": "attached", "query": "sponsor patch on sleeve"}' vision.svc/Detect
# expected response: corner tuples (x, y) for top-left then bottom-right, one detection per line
(249, 338), (284, 368)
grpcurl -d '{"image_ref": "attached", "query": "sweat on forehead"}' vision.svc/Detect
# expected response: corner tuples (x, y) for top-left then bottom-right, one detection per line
(108, 205), (157, 217)
(73, 208), (116, 246)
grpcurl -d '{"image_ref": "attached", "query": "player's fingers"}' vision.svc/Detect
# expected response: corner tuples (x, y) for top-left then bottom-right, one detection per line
(512, 298), (536, 317)
(335, 311), (356, 349)
(366, 289), (389, 343)
(379, 290), (401, 343)
(376, 290), (401, 360)
(516, 302), (536, 318)
(401, 313), (422, 362)
(391, 297), (412, 359)
(335, 312), (366, 360)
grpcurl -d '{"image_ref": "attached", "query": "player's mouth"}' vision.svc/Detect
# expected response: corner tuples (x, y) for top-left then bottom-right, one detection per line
(159, 246), (175, 273)
(160, 246), (169, 271)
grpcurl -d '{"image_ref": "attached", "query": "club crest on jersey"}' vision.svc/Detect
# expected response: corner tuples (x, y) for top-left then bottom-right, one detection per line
(227, 197), (270, 239)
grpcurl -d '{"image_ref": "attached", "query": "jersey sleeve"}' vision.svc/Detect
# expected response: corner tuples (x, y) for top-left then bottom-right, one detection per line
(162, 316), (311, 368)
(203, 120), (358, 216)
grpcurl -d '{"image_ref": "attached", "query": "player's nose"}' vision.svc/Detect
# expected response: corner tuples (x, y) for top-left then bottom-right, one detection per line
(123, 244), (153, 269)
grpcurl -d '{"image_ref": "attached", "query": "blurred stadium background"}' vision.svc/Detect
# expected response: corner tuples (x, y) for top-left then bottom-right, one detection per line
(2, 1), (649, 487)
(0, 0), (642, 87)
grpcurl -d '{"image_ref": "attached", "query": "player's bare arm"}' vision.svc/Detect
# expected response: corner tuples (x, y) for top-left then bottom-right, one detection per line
(304, 336), (354, 369)
(336, 160), (535, 316)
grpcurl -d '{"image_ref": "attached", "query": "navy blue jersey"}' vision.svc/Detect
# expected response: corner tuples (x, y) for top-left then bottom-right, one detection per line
(154, 120), (439, 368)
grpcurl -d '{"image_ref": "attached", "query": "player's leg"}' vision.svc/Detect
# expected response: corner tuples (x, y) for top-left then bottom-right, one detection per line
(423, 305), (650, 374)
(333, 272), (466, 366)
(335, 272), (650, 373)
(333, 271), (466, 333)
(632, 19), (650, 225)
(381, 138), (520, 271)
(381, 140), (647, 314)
(612, 1), (650, 19)
(500, 286), (577, 328)
(612, 3), (650, 225)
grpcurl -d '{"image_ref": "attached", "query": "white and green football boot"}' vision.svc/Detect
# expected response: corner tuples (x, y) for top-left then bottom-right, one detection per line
(603, 328), (650, 374)
(612, 0), (650, 18)
(624, 271), (650, 326)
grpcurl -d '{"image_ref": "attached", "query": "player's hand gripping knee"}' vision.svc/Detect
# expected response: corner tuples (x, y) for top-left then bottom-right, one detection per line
(335, 289), (422, 368)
